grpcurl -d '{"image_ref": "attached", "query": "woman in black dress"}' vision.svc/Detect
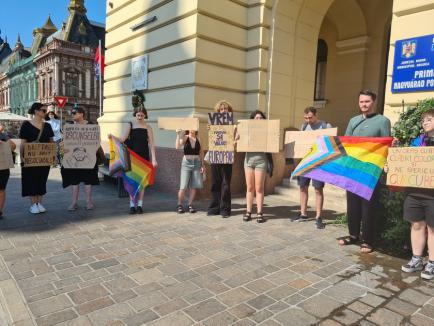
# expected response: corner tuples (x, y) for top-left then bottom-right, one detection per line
(109, 105), (157, 214)
(19, 103), (54, 214)
(61, 107), (100, 211)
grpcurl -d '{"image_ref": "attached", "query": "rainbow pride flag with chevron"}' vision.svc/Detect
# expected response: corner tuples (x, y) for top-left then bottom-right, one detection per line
(292, 136), (393, 200)
(109, 137), (155, 199)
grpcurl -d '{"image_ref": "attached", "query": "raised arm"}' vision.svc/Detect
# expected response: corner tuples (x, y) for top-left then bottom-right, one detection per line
(175, 129), (187, 149)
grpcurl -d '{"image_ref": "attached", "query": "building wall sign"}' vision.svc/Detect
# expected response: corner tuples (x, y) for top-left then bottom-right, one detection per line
(131, 55), (148, 91)
(392, 34), (434, 93)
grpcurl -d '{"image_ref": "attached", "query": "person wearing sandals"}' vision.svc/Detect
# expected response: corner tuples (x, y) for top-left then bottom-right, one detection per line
(242, 110), (273, 223)
(400, 109), (434, 280)
(0, 125), (16, 219)
(61, 107), (100, 211)
(19, 103), (54, 214)
(338, 90), (391, 253)
(110, 105), (158, 214)
(175, 129), (204, 214)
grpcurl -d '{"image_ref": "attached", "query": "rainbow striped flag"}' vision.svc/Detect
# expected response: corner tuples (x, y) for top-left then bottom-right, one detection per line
(292, 136), (393, 200)
(109, 137), (155, 199)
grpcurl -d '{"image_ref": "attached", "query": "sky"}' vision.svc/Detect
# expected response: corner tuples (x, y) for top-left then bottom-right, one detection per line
(0, 0), (106, 47)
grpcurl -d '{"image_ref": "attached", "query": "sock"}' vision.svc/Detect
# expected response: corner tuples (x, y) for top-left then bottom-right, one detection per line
(137, 200), (143, 207)
(130, 200), (135, 208)
(413, 255), (422, 260)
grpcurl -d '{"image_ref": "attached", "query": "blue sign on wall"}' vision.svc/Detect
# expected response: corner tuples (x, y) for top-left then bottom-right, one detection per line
(392, 34), (434, 93)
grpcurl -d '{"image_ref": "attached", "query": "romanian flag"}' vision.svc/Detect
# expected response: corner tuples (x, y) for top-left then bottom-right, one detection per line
(94, 45), (104, 80)
(292, 136), (393, 200)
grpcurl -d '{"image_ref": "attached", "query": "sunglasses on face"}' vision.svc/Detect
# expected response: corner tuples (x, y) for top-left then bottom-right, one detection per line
(71, 111), (78, 115)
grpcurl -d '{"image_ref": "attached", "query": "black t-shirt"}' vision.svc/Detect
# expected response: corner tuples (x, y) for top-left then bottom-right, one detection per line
(0, 132), (8, 142)
(19, 121), (54, 143)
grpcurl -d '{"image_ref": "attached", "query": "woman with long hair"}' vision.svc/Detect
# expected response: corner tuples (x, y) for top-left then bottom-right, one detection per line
(19, 103), (54, 214)
(176, 129), (204, 213)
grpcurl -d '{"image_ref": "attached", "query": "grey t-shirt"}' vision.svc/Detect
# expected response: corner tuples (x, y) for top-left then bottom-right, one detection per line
(301, 120), (332, 131)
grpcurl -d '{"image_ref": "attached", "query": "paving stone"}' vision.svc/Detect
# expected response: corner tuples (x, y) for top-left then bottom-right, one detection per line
(298, 286), (320, 298)
(88, 302), (135, 325)
(134, 282), (163, 295)
(130, 268), (165, 284)
(322, 281), (367, 304)
(173, 270), (200, 282)
(183, 298), (226, 322)
(54, 262), (74, 271)
(245, 279), (276, 294)
(347, 301), (374, 316)
(410, 313), (434, 326)
(128, 291), (168, 312)
(203, 311), (238, 326)
(247, 294), (276, 310)
(183, 288), (213, 305)
(55, 266), (92, 280)
(318, 319), (342, 326)
(89, 258), (120, 270)
(57, 315), (93, 326)
(46, 253), (78, 265)
(419, 304), (434, 319)
(265, 269), (299, 285)
(103, 276), (138, 294)
(153, 298), (189, 316)
(332, 309), (362, 324)
(367, 308), (404, 325)
(76, 297), (114, 315)
(35, 309), (78, 326)
(217, 287), (256, 307)
(298, 294), (342, 318)
(67, 284), (109, 304)
(29, 294), (73, 318)
(228, 303), (256, 319)
(266, 285), (297, 301)
(250, 309), (273, 323)
(267, 301), (290, 314)
(399, 289), (432, 306)
(359, 293), (386, 307)
(111, 289), (137, 303)
(284, 293), (306, 306)
(148, 311), (193, 326)
(385, 298), (419, 316)
(275, 308), (318, 326)
(123, 309), (159, 326)
(288, 278), (311, 289)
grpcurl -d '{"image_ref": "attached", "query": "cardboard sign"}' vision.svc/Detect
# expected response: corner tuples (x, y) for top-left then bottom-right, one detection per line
(0, 142), (14, 170)
(63, 124), (101, 169)
(158, 117), (199, 131)
(236, 120), (280, 153)
(23, 143), (56, 167)
(208, 112), (234, 125)
(386, 147), (434, 189)
(208, 125), (235, 164)
(284, 128), (338, 158)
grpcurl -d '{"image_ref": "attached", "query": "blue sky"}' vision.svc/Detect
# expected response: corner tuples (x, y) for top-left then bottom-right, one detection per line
(0, 0), (106, 47)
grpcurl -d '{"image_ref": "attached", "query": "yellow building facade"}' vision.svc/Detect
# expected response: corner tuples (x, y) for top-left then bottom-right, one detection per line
(101, 0), (434, 192)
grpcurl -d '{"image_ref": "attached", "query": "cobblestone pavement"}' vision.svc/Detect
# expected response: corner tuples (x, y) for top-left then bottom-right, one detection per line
(1, 167), (433, 326)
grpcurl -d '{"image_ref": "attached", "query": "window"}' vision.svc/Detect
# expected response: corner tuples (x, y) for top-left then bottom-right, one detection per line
(42, 79), (46, 98)
(49, 77), (53, 95)
(65, 72), (79, 97)
(314, 39), (328, 101)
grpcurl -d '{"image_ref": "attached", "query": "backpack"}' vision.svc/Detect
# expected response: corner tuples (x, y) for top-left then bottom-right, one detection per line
(302, 120), (329, 131)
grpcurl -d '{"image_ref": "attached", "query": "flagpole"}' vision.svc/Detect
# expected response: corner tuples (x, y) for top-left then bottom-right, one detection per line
(99, 39), (102, 117)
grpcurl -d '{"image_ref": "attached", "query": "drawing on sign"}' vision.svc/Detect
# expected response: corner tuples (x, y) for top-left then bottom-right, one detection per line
(24, 143), (56, 167)
(207, 112), (234, 164)
(236, 120), (280, 153)
(386, 146), (434, 189)
(63, 124), (100, 169)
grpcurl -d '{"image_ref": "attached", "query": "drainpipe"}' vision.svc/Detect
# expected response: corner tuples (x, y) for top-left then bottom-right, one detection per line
(266, 0), (279, 119)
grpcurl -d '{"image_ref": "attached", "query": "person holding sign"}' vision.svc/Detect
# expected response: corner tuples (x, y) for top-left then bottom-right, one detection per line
(19, 103), (54, 214)
(292, 107), (332, 229)
(242, 110), (273, 223)
(46, 111), (62, 166)
(0, 125), (16, 219)
(61, 107), (100, 211)
(400, 109), (434, 280)
(339, 90), (391, 253)
(175, 129), (204, 213)
(207, 100), (234, 218)
(109, 105), (158, 214)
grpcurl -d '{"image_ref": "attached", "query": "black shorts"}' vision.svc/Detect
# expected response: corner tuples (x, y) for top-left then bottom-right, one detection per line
(298, 176), (325, 189)
(0, 169), (10, 190)
(403, 194), (434, 227)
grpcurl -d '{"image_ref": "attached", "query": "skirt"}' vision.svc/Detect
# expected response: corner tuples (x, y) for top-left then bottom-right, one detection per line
(21, 166), (50, 197)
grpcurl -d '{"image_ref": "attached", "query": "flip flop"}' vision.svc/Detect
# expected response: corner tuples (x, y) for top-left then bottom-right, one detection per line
(360, 243), (373, 253)
(338, 236), (358, 246)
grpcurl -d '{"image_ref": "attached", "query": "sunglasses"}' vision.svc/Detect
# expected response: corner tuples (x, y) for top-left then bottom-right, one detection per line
(71, 111), (78, 115)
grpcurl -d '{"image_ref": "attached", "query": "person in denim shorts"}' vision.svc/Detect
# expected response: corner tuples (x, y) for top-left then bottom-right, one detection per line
(291, 107), (331, 229)
(176, 129), (204, 214)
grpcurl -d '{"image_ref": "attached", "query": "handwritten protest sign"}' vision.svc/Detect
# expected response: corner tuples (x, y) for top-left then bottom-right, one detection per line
(207, 112), (234, 164)
(386, 147), (434, 189)
(284, 128), (338, 158)
(236, 120), (280, 153)
(158, 117), (199, 131)
(0, 142), (14, 169)
(63, 124), (100, 169)
(23, 143), (56, 167)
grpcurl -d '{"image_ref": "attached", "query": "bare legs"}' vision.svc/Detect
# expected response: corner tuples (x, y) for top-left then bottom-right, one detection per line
(244, 168), (266, 214)
(300, 186), (323, 218)
(178, 188), (197, 206)
(70, 185), (93, 209)
(0, 190), (5, 213)
(30, 195), (43, 205)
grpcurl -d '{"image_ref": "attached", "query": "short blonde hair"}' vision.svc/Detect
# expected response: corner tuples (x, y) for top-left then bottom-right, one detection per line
(214, 100), (233, 113)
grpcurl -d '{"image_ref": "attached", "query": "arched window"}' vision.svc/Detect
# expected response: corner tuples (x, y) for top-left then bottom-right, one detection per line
(314, 39), (328, 100)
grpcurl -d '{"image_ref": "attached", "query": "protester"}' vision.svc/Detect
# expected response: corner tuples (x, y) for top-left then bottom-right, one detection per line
(0, 124), (16, 219)
(19, 102), (54, 214)
(110, 105), (157, 214)
(400, 108), (434, 280)
(175, 129), (204, 213)
(207, 100), (234, 218)
(338, 90), (391, 253)
(242, 110), (273, 223)
(61, 107), (99, 211)
(291, 107), (332, 228)
(46, 111), (62, 165)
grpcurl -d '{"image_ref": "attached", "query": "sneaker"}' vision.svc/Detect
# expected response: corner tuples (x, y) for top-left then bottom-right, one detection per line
(402, 256), (424, 273)
(129, 207), (136, 214)
(421, 261), (434, 280)
(315, 218), (325, 229)
(291, 214), (308, 222)
(37, 203), (46, 213)
(29, 204), (40, 214)
(136, 206), (143, 214)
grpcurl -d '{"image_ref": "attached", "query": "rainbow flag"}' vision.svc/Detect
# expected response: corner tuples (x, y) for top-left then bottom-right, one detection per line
(292, 136), (393, 200)
(109, 136), (131, 176)
(121, 149), (155, 199)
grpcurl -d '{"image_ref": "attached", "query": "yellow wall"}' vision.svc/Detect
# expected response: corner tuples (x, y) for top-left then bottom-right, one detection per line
(384, 0), (434, 125)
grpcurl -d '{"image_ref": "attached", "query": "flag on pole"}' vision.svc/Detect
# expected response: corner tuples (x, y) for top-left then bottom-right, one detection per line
(94, 45), (104, 80)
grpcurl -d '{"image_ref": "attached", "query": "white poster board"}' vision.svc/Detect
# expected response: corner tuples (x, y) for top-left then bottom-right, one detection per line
(131, 54), (148, 90)
(63, 124), (101, 169)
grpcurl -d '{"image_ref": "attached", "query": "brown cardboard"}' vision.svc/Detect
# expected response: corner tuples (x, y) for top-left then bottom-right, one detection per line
(0, 142), (14, 169)
(158, 117), (199, 131)
(63, 124), (100, 169)
(207, 125), (235, 164)
(236, 119), (280, 153)
(284, 128), (338, 158)
(23, 143), (56, 167)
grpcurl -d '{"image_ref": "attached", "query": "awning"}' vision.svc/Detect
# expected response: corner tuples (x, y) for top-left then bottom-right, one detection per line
(0, 112), (30, 121)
